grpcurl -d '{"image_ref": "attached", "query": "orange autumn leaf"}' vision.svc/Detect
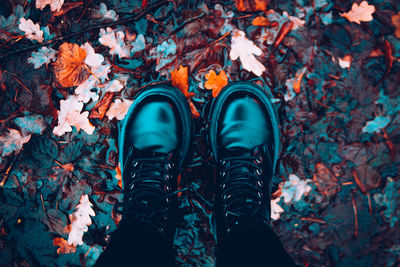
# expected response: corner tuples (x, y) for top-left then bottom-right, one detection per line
(252, 16), (273, 26)
(236, 0), (269, 12)
(170, 66), (199, 118)
(53, 237), (76, 254)
(392, 12), (400, 38)
(204, 70), (228, 98)
(171, 66), (194, 98)
(293, 67), (307, 93)
(54, 43), (89, 87)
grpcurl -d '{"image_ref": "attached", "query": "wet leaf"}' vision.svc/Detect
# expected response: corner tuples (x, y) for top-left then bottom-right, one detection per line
(313, 162), (341, 197)
(340, 1), (375, 25)
(18, 18), (44, 43)
(236, 0), (269, 12)
(36, 0), (64, 12)
(204, 69), (228, 97)
(229, 30), (265, 76)
(66, 194), (96, 247)
(53, 237), (76, 254)
(352, 164), (381, 194)
(53, 43), (89, 88)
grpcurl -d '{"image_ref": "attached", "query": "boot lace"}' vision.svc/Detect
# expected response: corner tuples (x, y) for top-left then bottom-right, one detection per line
(123, 148), (178, 232)
(219, 153), (269, 232)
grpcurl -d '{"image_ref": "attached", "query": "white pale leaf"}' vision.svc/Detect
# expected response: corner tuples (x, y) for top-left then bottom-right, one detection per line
(229, 30), (266, 76)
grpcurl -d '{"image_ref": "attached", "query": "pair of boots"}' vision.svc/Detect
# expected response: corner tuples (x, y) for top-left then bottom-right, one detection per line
(95, 82), (296, 266)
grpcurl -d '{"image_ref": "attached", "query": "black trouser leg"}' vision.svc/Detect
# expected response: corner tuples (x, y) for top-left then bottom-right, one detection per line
(216, 224), (298, 267)
(94, 221), (176, 267)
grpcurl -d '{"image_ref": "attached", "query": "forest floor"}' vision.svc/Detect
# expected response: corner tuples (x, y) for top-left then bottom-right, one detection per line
(0, 0), (400, 266)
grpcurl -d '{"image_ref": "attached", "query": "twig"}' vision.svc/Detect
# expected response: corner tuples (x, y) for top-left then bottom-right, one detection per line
(351, 192), (358, 238)
(268, 21), (293, 59)
(0, 147), (24, 187)
(76, 0), (94, 24)
(0, 0), (168, 60)
(169, 13), (205, 35)
(1, 69), (32, 94)
(300, 217), (327, 224)
(367, 192), (372, 215)
(41, 193), (55, 232)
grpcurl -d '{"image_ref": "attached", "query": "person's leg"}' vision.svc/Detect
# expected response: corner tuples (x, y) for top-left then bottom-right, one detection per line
(209, 82), (297, 266)
(95, 221), (175, 266)
(95, 84), (193, 266)
(216, 223), (297, 266)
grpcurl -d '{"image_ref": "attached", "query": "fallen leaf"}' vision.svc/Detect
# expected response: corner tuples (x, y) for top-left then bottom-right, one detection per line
(53, 43), (89, 87)
(18, 18), (44, 43)
(280, 174), (313, 203)
(53, 95), (95, 136)
(340, 1), (375, 25)
(106, 98), (133, 120)
(282, 11), (305, 30)
(81, 42), (104, 68)
(96, 3), (118, 21)
(171, 66), (199, 118)
(67, 194), (95, 246)
(151, 39), (177, 71)
(99, 27), (130, 58)
(89, 92), (115, 120)
(362, 116), (391, 133)
(14, 114), (46, 135)
(53, 237), (76, 254)
(374, 177), (400, 227)
(104, 79), (123, 93)
(293, 67), (307, 93)
(392, 12), (400, 38)
(130, 34), (146, 54)
(252, 16), (274, 26)
(28, 46), (57, 69)
(338, 55), (352, 69)
(204, 70), (228, 97)
(36, 0), (64, 12)
(270, 197), (284, 220)
(236, 0), (269, 12)
(229, 30), (266, 76)
(171, 66), (194, 97)
(352, 164), (381, 194)
(52, 1), (83, 16)
(0, 128), (31, 164)
(313, 162), (341, 197)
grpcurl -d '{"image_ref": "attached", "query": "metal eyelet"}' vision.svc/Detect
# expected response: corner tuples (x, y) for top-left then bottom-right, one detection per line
(257, 181), (263, 187)
(132, 161), (139, 167)
(220, 171), (226, 177)
(166, 186), (170, 191)
(258, 192), (263, 198)
(222, 184), (225, 189)
(256, 155), (263, 164)
(167, 163), (174, 169)
(255, 169), (262, 175)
